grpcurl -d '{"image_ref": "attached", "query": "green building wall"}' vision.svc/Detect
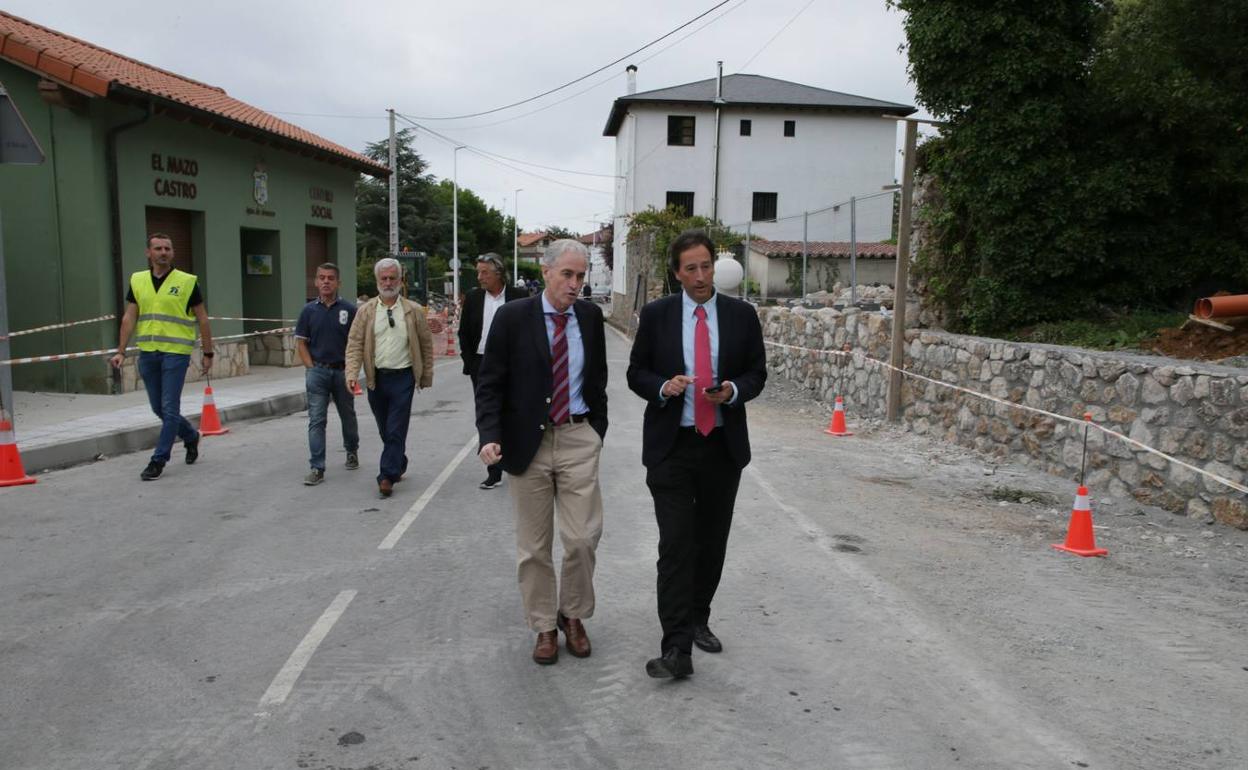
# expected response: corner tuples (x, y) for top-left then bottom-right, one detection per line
(0, 59), (361, 393)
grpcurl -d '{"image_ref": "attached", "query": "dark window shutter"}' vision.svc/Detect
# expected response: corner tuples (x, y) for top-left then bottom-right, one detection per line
(665, 191), (695, 217)
(752, 192), (778, 221)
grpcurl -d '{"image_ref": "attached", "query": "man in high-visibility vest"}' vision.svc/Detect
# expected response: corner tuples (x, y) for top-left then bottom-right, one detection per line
(110, 233), (214, 481)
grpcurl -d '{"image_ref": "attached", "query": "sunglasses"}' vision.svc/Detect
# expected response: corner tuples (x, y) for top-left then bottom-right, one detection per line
(386, 306), (395, 328)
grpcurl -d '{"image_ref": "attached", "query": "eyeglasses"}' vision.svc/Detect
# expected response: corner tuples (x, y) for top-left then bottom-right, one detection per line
(386, 306), (395, 328)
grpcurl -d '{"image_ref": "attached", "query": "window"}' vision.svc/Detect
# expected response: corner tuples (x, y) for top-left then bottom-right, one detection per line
(666, 191), (695, 217)
(783, 120), (796, 137)
(739, 119), (752, 136)
(667, 115), (696, 146)
(752, 192), (778, 221)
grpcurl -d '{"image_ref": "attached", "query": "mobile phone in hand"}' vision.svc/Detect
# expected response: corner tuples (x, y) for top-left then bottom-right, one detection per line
(704, 383), (723, 394)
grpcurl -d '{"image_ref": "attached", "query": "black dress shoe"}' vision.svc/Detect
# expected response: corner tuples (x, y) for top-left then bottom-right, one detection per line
(645, 648), (693, 679)
(184, 436), (200, 465)
(693, 624), (722, 653)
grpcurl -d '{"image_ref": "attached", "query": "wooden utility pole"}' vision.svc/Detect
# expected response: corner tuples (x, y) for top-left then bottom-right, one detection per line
(887, 119), (919, 422)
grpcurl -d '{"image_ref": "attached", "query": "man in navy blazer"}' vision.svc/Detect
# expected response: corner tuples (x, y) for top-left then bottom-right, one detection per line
(627, 230), (767, 679)
(476, 240), (609, 666)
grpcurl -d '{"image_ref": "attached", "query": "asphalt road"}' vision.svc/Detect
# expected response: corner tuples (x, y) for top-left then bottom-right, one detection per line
(3, 327), (1247, 770)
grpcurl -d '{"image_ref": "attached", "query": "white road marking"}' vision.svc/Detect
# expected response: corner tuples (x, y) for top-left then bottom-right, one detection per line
(257, 589), (357, 708)
(377, 435), (478, 550)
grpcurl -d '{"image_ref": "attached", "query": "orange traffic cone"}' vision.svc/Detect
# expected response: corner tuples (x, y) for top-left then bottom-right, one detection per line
(0, 418), (36, 487)
(445, 323), (457, 357)
(823, 396), (853, 436)
(198, 385), (229, 436)
(1051, 486), (1108, 557)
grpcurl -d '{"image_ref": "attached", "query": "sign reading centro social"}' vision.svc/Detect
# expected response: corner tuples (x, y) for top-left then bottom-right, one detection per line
(151, 153), (198, 199)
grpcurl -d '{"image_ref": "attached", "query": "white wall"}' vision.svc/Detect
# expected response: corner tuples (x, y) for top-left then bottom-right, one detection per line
(618, 105), (898, 241)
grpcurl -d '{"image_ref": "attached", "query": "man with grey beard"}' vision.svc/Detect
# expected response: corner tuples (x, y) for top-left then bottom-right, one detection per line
(346, 258), (435, 498)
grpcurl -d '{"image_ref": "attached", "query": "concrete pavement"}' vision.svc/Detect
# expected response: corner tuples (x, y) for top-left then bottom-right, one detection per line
(7, 365), (310, 474)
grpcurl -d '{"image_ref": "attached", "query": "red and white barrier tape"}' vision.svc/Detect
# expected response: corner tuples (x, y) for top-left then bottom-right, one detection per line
(0, 327), (293, 366)
(764, 340), (1248, 495)
(0, 314), (117, 341)
(207, 316), (296, 323)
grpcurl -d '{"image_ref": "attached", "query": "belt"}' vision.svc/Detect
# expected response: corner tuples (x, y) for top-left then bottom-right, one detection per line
(375, 367), (412, 375)
(550, 412), (591, 427)
(312, 361), (345, 370)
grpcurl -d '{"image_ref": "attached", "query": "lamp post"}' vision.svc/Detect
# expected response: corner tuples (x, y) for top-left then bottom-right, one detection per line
(452, 145), (465, 305)
(512, 188), (523, 286)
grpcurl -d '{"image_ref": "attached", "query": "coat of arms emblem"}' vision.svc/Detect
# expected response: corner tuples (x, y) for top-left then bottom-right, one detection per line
(253, 168), (269, 206)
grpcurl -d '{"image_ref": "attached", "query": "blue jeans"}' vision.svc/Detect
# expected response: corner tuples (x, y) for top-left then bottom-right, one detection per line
(137, 350), (198, 464)
(306, 366), (360, 471)
(366, 368), (414, 483)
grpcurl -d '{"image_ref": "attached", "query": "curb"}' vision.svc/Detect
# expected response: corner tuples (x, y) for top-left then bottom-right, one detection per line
(20, 391), (307, 475)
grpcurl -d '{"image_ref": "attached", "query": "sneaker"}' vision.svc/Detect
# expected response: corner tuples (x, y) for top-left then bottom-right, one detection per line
(140, 461), (164, 481)
(479, 477), (501, 490)
(303, 469), (324, 486)
(185, 436), (200, 465)
(345, 451), (359, 470)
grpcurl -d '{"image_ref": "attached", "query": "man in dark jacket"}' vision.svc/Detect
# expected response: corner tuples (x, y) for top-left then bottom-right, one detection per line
(458, 253), (528, 489)
(627, 230), (767, 680)
(475, 240), (608, 666)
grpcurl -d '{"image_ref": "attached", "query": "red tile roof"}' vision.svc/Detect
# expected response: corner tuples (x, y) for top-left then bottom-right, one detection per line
(748, 239), (896, 259)
(578, 226), (612, 246)
(517, 231), (550, 248)
(0, 11), (387, 176)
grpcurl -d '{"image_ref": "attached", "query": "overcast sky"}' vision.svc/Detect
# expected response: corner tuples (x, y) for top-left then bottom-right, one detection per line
(9, 0), (924, 234)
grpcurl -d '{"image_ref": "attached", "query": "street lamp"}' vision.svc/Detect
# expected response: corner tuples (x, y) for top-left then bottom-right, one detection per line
(512, 188), (523, 286)
(452, 145), (466, 305)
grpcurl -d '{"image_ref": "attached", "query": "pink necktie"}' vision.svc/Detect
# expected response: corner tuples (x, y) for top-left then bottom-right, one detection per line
(549, 313), (570, 425)
(693, 305), (715, 436)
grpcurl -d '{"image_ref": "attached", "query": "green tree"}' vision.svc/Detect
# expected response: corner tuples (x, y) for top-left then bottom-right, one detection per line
(628, 205), (745, 293)
(355, 130), (516, 296)
(893, 0), (1248, 332)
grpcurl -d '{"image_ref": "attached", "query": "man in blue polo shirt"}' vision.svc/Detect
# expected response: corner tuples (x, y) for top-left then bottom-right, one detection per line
(295, 263), (359, 485)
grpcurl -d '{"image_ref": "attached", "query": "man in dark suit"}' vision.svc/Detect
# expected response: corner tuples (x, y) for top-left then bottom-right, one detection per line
(475, 240), (609, 666)
(626, 230), (767, 680)
(459, 253), (528, 489)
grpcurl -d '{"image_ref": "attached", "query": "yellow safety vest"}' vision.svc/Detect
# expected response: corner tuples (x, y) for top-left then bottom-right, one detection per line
(130, 269), (198, 354)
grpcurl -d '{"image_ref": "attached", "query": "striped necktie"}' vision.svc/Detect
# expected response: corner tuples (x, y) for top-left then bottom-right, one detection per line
(694, 305), (715, 436)
(549, 313), (570, 425)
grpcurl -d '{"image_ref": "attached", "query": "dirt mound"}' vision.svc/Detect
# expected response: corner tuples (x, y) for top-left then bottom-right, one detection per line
(1149, 318), (1248, 362)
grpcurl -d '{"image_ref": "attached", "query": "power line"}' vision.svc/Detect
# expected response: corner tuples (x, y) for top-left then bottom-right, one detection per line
(266, 1), (750, 131)
(407, 0), (736, 121)
(397, 114), (613, 196)
(443, 0), (749, 131)
(735, 0), (819, 73)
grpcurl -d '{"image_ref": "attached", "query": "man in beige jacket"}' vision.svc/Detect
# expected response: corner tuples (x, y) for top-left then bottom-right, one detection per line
(346, 258), (434, 498)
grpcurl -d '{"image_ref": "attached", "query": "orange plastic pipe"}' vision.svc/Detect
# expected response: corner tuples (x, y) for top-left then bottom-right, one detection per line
(1194, 294), (1248, 319)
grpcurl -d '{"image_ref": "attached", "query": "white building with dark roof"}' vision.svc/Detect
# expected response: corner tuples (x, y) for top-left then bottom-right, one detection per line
(603, 68), (914, 299)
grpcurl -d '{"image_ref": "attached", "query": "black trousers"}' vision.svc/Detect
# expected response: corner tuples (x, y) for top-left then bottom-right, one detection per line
(469, 367), (503, 483)
(645, 427), (742, 654)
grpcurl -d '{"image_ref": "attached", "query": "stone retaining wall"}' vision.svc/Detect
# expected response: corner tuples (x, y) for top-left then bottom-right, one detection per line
(761, 306), (1248, 529)
(116, 340), (249, 393)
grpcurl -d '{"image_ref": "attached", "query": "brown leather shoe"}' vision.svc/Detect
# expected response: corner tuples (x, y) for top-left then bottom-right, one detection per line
(378, 479), (393, 498)
(533, 630), (558, 665)
(557, 612), (591, 658)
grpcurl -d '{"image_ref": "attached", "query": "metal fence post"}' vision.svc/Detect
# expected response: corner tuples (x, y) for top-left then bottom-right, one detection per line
(801, 210), (808, 299)
(849, 196), (857, 306)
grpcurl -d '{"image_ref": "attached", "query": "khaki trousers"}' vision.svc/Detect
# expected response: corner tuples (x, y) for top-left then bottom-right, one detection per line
(508, 421), (604, 632)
